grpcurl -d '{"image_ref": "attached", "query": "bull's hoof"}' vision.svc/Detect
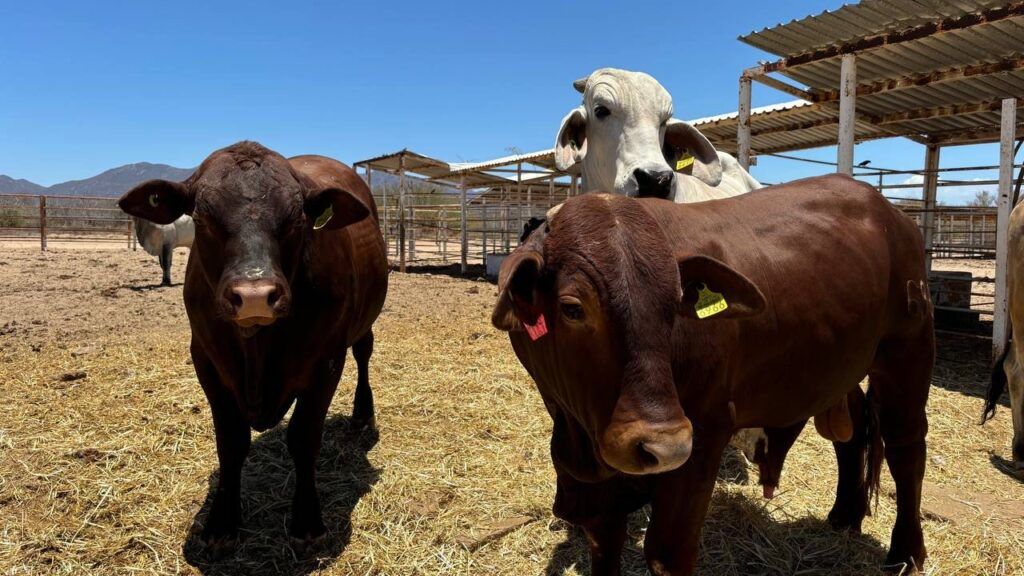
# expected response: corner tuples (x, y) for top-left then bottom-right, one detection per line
(289, 516), (326, 554)
(289, 506), (326, 543)
(198, 527), (239, 559)
(881, 559), (921, 575)
(289, 530), (327, 556)
(883, 547), (925, 574)
(349, 414), (377, 433)
(827, 505), (865, 534)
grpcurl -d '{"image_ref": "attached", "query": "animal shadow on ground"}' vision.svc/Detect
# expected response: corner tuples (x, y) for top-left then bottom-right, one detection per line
(989, 452), (1024, 483)
(125, 282), (177, 291)
(933, 329), (1002, 406)
(545, 491), (889, 576)
(403, 262), (494, 283)
(183, 414), (380, 576)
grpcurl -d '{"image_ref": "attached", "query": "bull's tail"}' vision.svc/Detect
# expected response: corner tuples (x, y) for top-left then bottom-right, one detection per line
(983, 333), (1012, 424)
(864, 385), (883, 514)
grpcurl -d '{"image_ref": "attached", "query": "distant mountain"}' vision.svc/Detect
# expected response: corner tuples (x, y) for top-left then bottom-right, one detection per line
(0, 175), (47, 195)
(0, 163), (194, 197)
(48, 163), (194, 197)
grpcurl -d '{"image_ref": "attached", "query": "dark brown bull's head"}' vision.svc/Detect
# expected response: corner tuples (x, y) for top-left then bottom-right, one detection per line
(492, 194), (765, 476)
(118, 141), (369, 334)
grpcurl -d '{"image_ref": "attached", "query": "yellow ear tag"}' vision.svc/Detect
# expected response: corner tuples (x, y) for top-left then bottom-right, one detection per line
(313, 205), (333, 230)
(695, 284), (728, 319)
(675, 154), (695, 171)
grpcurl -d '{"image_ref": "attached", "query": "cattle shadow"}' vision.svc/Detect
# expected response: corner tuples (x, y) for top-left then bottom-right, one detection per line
(182, 414), (380, 576)
(932, 330), (1002, 406)
(399, 262), (495, 283)
(988, 453), (1024, 483)
(125, 282), (177, 292)
(544, 491), (889, 575)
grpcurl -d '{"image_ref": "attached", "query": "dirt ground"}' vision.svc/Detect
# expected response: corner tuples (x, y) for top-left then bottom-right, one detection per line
(1, 246), (1023, 575)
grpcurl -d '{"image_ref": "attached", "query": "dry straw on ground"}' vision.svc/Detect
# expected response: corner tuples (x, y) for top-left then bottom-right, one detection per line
(1, 246), (1023, 575)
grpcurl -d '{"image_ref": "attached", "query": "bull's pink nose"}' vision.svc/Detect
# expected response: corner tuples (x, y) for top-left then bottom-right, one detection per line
(601, 419), (693, 475)
(227, 280), (281, 325)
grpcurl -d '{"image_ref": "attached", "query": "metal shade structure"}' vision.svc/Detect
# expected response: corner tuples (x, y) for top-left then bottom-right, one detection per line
(353, 149), (579, 273)
(734, 0), (1022, 357)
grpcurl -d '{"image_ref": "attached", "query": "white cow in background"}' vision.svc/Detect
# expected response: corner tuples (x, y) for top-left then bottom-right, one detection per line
(554, 67), (761, 201)
(133, 215), (194, 286)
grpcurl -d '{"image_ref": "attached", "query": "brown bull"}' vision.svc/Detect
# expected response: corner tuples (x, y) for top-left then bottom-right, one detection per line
(492, 175), (933, 575)
(118, 141), (388, 548)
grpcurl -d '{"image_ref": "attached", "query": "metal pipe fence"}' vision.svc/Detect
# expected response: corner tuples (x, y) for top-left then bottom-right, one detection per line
(0, 194), (134, 250)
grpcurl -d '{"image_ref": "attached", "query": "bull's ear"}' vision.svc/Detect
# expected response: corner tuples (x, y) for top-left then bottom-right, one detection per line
(304, 187), (370, 231)
(664, 119), (722, 187)
(555, 106), (587, 172)
(677, 254), (765, 320)
(492, 248), (545, 332)
(118, 179), (192, 225)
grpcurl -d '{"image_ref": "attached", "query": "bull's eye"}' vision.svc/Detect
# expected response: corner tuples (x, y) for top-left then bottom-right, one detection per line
(560, 301), (585, 321)
(594, 105), (611, 120)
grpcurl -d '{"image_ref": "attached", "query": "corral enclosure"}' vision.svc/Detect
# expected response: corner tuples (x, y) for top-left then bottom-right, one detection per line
(2, 244), (1024, 576)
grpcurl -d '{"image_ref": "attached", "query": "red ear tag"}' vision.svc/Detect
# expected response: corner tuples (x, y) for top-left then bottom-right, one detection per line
(523, 313), (548, 341)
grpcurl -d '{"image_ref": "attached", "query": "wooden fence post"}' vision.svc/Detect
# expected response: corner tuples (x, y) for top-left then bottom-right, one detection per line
(39, 195), (47, 251)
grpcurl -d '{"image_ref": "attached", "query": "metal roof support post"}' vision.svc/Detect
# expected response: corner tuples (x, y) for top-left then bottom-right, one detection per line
(738, 75), (752, 171)
(503, 186), (510, 252)
(548, 177), (554, 208)
(460, 175), (468, 274)
(398, 153), (406, 272)
(837, 54), (857, 175)
(922, 144), (940, 274)
(516, 163), (523, 246)
(367, 165), (381, 246)
(994, 97), (1018, 360)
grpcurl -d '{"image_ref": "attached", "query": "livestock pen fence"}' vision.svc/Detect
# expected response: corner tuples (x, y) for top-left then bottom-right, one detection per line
(365, 163), (1009, 265)
(369, 177), (571, 269)
(0, 194), (135, 249)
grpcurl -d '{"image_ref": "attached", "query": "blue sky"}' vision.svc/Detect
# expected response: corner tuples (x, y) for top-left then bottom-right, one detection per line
(0, 1), (1008, 203)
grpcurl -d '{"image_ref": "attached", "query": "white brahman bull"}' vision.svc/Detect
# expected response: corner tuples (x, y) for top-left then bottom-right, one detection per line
(985, 200), (1024, 468)
(554, 67), (761, 201)
(133, 215), (194, 286)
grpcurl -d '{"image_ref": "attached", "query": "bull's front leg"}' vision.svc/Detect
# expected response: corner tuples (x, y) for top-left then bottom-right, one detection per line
(582, 514), (628, 576)
(194, 343), (251, 549)
(644, 431), (730, 576)
(286, 359), (342, 543)
(551, 472), (643, 576)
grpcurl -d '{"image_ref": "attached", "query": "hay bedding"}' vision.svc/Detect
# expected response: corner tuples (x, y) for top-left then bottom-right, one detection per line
(1, 246), (1023, 575)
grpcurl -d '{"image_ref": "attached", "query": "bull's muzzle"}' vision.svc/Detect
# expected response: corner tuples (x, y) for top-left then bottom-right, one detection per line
(600, 418), (693, 475)
(633, 168), (675, 199)
(224, 278), (288, 327)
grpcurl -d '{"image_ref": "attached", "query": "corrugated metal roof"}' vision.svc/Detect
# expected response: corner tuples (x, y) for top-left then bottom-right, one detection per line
(741, 1), (1009, 57)
(736, 1), (1024, 149)
(448, 149), (557, 174)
